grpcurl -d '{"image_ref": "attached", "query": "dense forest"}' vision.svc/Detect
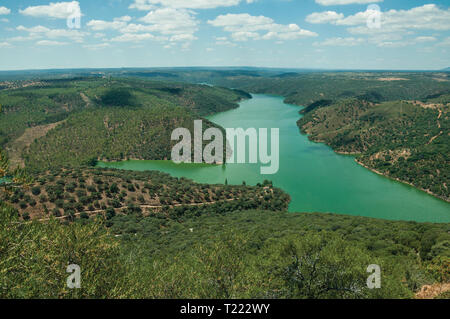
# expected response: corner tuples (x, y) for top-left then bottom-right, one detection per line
(1, 199), (449, 298)
(22, 106), (224, 171)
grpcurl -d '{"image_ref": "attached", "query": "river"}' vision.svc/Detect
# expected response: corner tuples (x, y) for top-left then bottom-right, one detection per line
(98, 94), (450, 223)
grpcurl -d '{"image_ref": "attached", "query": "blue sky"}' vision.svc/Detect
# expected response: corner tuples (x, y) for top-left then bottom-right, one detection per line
(0, 0), (449, 70)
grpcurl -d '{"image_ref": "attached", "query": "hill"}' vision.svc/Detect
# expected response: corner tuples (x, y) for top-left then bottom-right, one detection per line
(0, 167), (289, 221)
(0, 78), (250, 170)
(297, 98), (449, 201)
(158, 71), (450, 106)
(22, 106), (222, 171)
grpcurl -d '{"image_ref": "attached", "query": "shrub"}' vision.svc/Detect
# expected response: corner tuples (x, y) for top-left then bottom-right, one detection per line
(31, 186), (41, 196)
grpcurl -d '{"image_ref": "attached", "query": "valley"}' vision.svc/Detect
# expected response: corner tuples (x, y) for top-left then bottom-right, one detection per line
(0, 70), (449, 299)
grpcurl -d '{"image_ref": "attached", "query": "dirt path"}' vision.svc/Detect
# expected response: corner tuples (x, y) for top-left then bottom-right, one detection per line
(415, 283), (450, 299)
(427, 109), (443, 145)
(6, 120), (65, 168)
(80, 92), (92, 107)
(37, 198), (239, 222)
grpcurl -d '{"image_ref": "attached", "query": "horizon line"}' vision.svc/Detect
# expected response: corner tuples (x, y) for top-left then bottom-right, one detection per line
(0, 66), (449, 73)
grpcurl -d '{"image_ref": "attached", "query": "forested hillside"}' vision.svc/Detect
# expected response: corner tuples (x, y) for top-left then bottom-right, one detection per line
(0, 77), (249, 170)
(0, 167), (289, 221)
(297, 97), (449, 201)
(22, 106), (223, 171)
(192, 72), (450, 106)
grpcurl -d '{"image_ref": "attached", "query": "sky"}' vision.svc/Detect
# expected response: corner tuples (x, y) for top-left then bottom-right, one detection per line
(0, 0), (449, 70)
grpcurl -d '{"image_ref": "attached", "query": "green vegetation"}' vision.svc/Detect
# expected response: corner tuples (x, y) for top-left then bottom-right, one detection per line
(2, 201), (448, 298)
(1, 142), (447, 299)
(100, 88), (134, 107)
(0, 167), (289, 221)
(0, 201), (126, 298)
(23, 106), (222, 171)
(191, 72), (450, 106)
(1, 71), (448, 299)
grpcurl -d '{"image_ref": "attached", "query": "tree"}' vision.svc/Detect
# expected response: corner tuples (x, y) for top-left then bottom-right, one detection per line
(277, 234), (373, 299)
(106, 207), (116, 220)
(110, 183), (119, 194)
(31, 186), (41, 196)
(0, 148), (7, 179)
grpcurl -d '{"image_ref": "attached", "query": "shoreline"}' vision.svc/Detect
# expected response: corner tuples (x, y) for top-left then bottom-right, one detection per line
(354, 157), (450, 203)
(303, 132), (449, 204)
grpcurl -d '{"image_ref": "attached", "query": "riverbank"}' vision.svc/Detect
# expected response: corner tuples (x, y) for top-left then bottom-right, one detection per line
(354, 158), (450, 203)
(314, 141), (449, 202)
(297, 102), (449, 204)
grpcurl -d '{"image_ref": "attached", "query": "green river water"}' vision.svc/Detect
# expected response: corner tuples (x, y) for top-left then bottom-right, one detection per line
(98, 94), (450, 223)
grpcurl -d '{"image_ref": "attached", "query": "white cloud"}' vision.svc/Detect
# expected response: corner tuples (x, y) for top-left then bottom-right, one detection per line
(208, 13), (317, 41)
(311, 4), (450, 32)
(414, 36), (437, 43)
(36, 40), (68, 46)
(139, 8), (199, 42)
(170, 33), (197, 42)
(117, 16), (132, 22)
(306, 11), (344, 24)
(94, 33), (106, 38)
(0, 42), (12, 48)
(9, 35), (40, 42)
(87, 16), (131, 31)
(111, 33), (154, 42)
(375, 41), (409, 48)
(437, 37), (450, 47)
(87, 9), (199, 45)
(16, 25), (86, 43)
(313, 37), (365, 46)
(120, 24), (154, 33)
(307, 4), (450, 48)
(314, 4), (450, 34)
(17, 25), (51, 33)
(129, 0), (255, 10)
(315, 0), (382, 5)
(0, 6), (11, 15)
(19, 1), (81, 19)
(83, 43), (111, 50)
(312, 32), (440, 49)
(215, 36), (237, 47)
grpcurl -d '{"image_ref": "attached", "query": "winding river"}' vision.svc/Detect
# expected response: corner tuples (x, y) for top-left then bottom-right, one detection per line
(99, 94), (450, 223)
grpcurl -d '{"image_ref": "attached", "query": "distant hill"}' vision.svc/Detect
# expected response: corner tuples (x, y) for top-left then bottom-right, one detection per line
(271, 72), (300, 78)
(442, 67), (450, 71)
